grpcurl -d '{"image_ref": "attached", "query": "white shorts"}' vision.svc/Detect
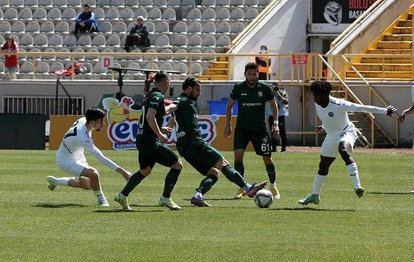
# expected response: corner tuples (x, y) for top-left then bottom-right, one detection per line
(320, 131), (357, 158)
(56, 158), (88, 177)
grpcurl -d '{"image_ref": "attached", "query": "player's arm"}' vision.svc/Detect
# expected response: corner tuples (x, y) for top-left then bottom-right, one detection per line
(224, 97), (235, 138)
(269, 97), (279, 137)
(399, 104), (414, 123)
(146, 107), (168, 143)
(348, 102), (396, 117)
(165, 103), (177, 115)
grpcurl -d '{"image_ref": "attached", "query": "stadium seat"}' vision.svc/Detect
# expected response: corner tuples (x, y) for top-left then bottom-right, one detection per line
(48, 8), (62, 20)
(158, 48), (173, 61)
(77, 35), (92, 47)
(139, 0), (152, 6)
(105, 8), (119, 20)
(133, 8), (147, 20)
(154, 21), (169, 33)
(72, 47), (85, 60)
(99, 21), (112, 34)
(0, 21), (11, 34)
(63, 34), (76, 47)
(62, 8), (76, 20)
(258, 0), (270, 5)
(201, 0), (215, 7)
(159, 62), (173, 71)
(154, 0), (166, 7)
(148, 8), (162, 20)
(173, 35), (188, 48)
(10, 0), (24, 7)
(217, 21), (230, 33)
(106, 35), (121, 47)
(0, 0), (10, 8)
(28, 48), (42, 60)
(230, 8), (244, 20)
(173, 22), (187, 34)
(201, 8), (216, 20)
(35, 61), (49, 75)
(37, 0), (51, 6)
(186, 8), (201, 21)
(162, 8), (176, 21)
(24, 0), (38, 7)
(33, 8), (47, 20)
(188, 35), (202, 47)
(55, 47), (70, 60)
(173, 62), (187, 74)
(40, 21), (55, 34)
(230, 0), (243, 6)
(18, 8), (33, 21)
(216, 0), (229, 6)
(4, 8), (18, 20)
(18, 46), (27, 61)
(124, 0), (138, 7)
(33, 33), (48, 47)
(130, 48), (143, 61)
(190, 62), (202, 75)
(110, 0), (124, 7)
(0, 61), (5, 75)
(188, 21), (202, 34)
(143, 62), (158, 70)
(216, 8), (230, 20)
(91, 34), (106, 47)
(94, 8), (105, 21)
(144, 21), (155, 33)
(84, 0), (96, 6)
(55, 21), (70, 34)
(112, 21), (127, 34)
(189, 48), (202, 61)
(119, 8), (134, 21)
(11, 21), (25, 34)
(49, 61), (64, 71)
(181, 0), (195, 6)
(67, 0), (81, 8)
(93, 62), (107, 74)
(26, 21), (41, 33)
(154, 35), (170, 48)
(48, 34), (63, 47)
(166, 0), (180, 7)
(0, 9), (3, 20)
(202, 35), (216, 47)
(20, 61), (34, 74)
(174, 49), (187, 62)
(216, 35), (230, 47)
(96, 0), (110, 7)
(86, 47), (99, 60)
(245, 0), (258, 6)
(202, 22), (216, 33)
(230, 21), (245, 33)
(43, 47), (56, 60)
(203, 48), (216, 60)
(245, 8), (258, 20)
(144, 48), (158, 61)
(52, 0), (66, 8)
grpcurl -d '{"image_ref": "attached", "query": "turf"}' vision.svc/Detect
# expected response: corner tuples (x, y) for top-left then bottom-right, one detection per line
(0, 150), (412, 261)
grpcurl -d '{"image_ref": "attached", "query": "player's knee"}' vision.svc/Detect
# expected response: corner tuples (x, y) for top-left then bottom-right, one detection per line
(172, 160), (183, 170)
(140, 167), (152, 176)
(79, 178), (91, 190)
(208, 168), (220, 178)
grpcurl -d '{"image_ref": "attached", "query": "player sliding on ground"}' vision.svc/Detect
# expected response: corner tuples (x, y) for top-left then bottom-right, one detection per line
(298, 81), (397, 206)
(47, 107), (131, 207)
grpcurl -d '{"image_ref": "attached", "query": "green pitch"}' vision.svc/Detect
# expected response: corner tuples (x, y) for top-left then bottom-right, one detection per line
(0, 150), (412, 261)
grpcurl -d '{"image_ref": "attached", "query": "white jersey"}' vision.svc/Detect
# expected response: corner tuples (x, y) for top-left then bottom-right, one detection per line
(316, 96), (387, 137)
(56, 117), (118, 171)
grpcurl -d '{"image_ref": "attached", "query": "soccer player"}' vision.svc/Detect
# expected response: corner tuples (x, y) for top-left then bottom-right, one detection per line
(168, 77), (267, 207)
(298, 81), (397, 205)
(224, 62), (281, 199)
(47, 107), (131, 207)
(114, 71), (183, 211)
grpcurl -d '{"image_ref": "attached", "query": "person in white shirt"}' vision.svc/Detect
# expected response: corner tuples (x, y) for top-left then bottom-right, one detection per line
(47, 107), (131, 207)
(398, 85), (414, 193)
(298, 81), (396, 205)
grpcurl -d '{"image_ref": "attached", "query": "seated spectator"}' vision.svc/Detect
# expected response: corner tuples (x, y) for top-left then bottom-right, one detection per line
(1, 35), (19, 80)
(124, 16), (150, 52)
(73, 4), (98, 38)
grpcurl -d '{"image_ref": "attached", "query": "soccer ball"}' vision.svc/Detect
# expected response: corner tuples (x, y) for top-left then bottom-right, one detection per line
(254, 189), (274, 208)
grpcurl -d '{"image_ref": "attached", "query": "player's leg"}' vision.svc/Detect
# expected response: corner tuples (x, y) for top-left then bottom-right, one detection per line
(50, 159), (90, 190)
(279, 115), (287, 152)
(79, 167), (109, 207)
(338, 134), (364, 197)
(268, 115), (277, 152)
(233, 130), (249, 198)
(191, 169), (219, 207)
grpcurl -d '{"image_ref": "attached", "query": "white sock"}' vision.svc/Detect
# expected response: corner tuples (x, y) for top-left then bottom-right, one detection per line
(194, 191), (203, 198)
(55, 177), (70, 186)
(312, 174), (327, 195)
(270, 183), (276, 187)
(346, 162), (361, 188)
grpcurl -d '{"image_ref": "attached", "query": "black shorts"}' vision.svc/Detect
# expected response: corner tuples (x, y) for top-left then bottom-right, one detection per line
(233, 129), (271, 156)
(138, 140), (178, 169)
(180, 141), (223, 175)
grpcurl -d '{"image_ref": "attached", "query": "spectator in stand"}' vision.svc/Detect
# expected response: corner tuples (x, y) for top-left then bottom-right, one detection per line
(1, 35), (19, 80)
(255, 45), (272, 80)
(124, 16), (150, 52)
(73, 4), (98, 38)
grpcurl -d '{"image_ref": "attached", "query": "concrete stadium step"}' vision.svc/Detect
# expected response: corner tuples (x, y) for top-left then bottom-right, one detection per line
(382, 34), (411, 41)
(352, 63), (412, 71)
(198, 75), (228, 80)
(360, 57), (411, 63)
(376, 41), (412, 49)
(392, 27), (411, 34)
(346, 71), (412, 79)
(397, 20), (412, 27)
(366, 49), (411, 54)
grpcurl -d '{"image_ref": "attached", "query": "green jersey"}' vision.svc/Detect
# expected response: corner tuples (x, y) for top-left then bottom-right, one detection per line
(136, 88), (165, 145)
(172, 93), (204, 154)
(230, 81), (274, 132)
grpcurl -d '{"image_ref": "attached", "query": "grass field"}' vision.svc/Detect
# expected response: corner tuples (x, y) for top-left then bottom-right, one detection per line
(0, 150), (413, 261)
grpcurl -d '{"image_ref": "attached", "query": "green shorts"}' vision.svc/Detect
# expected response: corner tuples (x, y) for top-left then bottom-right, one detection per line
(179, 140), (223, 175)
(137, 140), (178, 169)
(233, 129), (271, 156)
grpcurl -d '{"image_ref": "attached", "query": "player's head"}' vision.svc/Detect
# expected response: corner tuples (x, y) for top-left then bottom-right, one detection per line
(244, 62), (258, 86)
(153, 71), (170, 93)
(310, 81), (332, 106)
(85, 107), (105, 131)
(182, 76), (201, 101)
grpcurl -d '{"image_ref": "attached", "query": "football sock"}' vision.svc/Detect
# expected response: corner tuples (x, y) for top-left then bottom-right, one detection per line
(265, 163), (276, 184)
(93, 190), (104, 197)
(312, 174), (327, 195)
(222, 165), (247, 188)
(121, 171), (146, 197)
(196, 175), (218, 195)
(346, 162), (361, 187)
(162, 168), (181, 198)
(54, 177), (70, 186)
(234, 161), (244, 178)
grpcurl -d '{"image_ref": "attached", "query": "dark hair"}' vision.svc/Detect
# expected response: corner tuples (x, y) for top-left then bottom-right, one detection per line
(182, 76), (201, 90)
(83, 4), (90, 7)
(260, 45), (267, 51)
(85, 107), (106, 122)
(244, 62), (258, 73)
(154, 71), (168, 84)
(310, 81), (332, 94)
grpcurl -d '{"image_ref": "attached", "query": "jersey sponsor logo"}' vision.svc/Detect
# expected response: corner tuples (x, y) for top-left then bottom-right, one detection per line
(328, 112), (334, 117)
(258, 91), (263, 97)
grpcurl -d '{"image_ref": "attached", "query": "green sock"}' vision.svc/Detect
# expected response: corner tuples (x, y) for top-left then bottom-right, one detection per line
(222, 165), (248, 189)
(234, 161), (244, 177)
(197, 175), (218, 195)
(121, 171), (145, 197)
(162, 169), (181, 198)
(266, 163), (276, 184)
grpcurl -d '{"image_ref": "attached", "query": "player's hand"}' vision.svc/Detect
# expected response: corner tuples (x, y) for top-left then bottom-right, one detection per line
(315, 125), (325, 134)
(386, 105), (397, 117)
(158, 133), (168, 143)
(224, 125), (232, 138)
(272, 124), (279, 138)
(161, 127), (173, 136)
(399, 111), (407, 123)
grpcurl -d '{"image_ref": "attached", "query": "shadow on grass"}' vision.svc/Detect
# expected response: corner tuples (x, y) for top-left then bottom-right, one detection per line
(274, 207), (356, 212)
(94, 205), (165, 213)
(368, 192), (411, 195)
(33, 203), (86, 208)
